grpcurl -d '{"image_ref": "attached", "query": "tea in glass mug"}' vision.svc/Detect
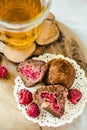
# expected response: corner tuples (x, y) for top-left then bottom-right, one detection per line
(0, 0), (51, 49)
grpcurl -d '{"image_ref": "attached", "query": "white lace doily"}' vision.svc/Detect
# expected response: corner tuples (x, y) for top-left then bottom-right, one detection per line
(13, 53), (87, 127)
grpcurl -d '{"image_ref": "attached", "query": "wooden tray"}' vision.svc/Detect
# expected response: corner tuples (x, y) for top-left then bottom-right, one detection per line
(0, 20), (87, 130)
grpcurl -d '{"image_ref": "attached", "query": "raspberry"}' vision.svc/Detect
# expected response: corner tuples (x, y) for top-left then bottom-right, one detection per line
(52, 101), (60, 111)
(26, 103), (40, 118)
(40, 92), (60, 111)
(21, 65), (40, 81)
(18, 89), (33, 105)
(0, 65), (8, 78)
(67, 88), (82, 105)
(40, 92), (55, 103)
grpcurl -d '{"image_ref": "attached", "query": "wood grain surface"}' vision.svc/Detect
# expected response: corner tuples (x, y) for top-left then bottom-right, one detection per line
(0, 20), (87, 130)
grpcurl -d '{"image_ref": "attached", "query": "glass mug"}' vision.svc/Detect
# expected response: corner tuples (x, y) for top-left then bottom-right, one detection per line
(0, 0), (51, 49)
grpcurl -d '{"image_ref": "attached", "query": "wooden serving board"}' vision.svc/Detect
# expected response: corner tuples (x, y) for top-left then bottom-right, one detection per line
(0, 20), (87, 130)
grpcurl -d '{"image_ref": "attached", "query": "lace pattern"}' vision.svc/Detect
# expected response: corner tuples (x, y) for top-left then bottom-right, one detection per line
(13, 53), (87, 127)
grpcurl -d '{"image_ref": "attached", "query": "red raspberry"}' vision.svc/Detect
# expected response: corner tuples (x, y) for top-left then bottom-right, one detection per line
(52, 101), (60, 111)
(26, 103), (40, 118)
(40, 92), (56, 103)
(0, 65), (8, 78)
(18, 89), (33, 105)
(40, 92), (60, 111)
(21, 65), (40, 81)
(67, 88), (82, 105)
